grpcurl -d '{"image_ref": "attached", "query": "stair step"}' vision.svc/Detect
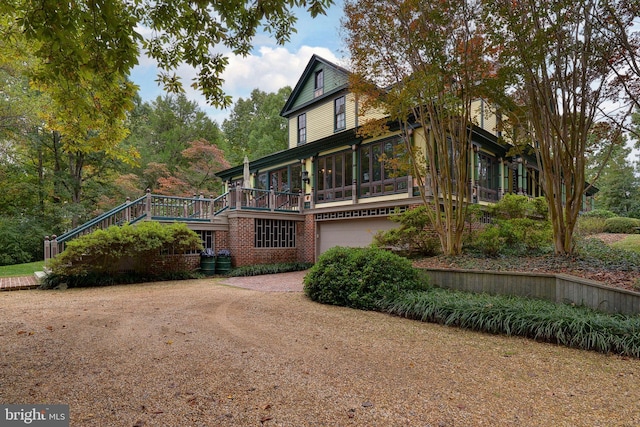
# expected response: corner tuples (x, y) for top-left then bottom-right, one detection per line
(34, 271), (48, 282)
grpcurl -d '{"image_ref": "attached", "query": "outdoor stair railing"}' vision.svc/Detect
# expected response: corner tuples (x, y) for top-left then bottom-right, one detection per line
(44, 188), (303, 261)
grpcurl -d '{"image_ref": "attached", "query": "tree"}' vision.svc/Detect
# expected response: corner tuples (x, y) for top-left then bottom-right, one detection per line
(222, 87), (291, 164)
(484, 0), (635, 254)
(138, 94), (223, 173)
(123, 94), (226, 193)
(2, 0), (333, 110)
(343, 0), (497, 255)
(589, 140), (640, 218)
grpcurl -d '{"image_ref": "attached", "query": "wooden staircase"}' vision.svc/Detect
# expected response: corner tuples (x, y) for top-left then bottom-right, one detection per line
(44, 187), (303, 261)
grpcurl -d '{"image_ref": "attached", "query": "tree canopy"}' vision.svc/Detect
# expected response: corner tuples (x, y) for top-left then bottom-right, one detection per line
(344, 0), (640, 255)
(1, 0), (333, 110)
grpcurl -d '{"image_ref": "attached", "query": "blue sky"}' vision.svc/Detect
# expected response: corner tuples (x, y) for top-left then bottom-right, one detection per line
(129, 1), (346, 125)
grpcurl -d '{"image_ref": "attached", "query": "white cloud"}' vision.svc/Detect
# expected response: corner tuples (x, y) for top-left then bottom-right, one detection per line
(132, 45), (343, 125)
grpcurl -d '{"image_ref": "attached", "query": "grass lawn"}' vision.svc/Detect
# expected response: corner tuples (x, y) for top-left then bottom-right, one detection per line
(0, 261), (45, 277)
(611, 234), (640, 254)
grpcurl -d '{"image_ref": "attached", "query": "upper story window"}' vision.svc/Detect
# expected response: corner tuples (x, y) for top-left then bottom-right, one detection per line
(314, 70), (324, 97)
(334, 96), (346, 131)
(297, 113), (306, 145)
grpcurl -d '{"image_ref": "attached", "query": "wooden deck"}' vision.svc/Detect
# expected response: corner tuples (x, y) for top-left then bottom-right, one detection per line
(0, 275), (39, 291)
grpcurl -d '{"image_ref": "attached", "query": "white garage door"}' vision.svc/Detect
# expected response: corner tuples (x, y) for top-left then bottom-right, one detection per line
(317, 217), (397, 255)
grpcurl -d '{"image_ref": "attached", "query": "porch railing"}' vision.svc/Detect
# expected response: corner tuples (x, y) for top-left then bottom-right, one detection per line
(228, 187), (302, 212)
(44, 188), (303, 261)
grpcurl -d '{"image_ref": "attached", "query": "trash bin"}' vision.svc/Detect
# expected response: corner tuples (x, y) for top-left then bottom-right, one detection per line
(200, 249), (216, 276)
(216, 250), (232, 274)
(216, 257), (231, 274)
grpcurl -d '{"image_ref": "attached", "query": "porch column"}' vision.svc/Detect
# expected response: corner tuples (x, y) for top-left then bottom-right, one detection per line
(522, 163), (528, 196)
(498, 157), (503, 199)
(471, 144), (479, 203)
(310, 156), (315, 209)
(352, 144), (358, 203)
(517, 158), (524, 195)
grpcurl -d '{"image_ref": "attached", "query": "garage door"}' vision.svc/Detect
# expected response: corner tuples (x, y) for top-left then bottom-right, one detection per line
(317, 217), (397, 255)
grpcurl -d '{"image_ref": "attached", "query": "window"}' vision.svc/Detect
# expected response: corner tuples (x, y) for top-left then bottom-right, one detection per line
(314, 70), (324, 97)
(297, 113), (306, 145)
(188, 230), (213, 254)
(334, 96), (346, 131)
(255, 219), (296, 248)
(477, 152), (499, 202)
(316, 150), (353, 202)
(359, 138), (408, 197)
(269, 164), (302, 193)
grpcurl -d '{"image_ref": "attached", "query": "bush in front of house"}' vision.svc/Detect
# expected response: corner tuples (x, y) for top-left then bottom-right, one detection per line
(379, 288), (640, 358)
(41, 222), (202, 289)
(603, 216), (640, 234)
(373, 206), (441, 257)
(303, 246), (430, 310)
(228, 262), (313, 277)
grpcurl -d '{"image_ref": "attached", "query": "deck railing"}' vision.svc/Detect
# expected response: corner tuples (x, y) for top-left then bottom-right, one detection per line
(44, 188), (302, 261)
(228, 187), (302, 212)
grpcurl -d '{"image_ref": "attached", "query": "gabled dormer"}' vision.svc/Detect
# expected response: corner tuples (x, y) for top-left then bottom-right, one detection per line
(280, 55), (355, 149)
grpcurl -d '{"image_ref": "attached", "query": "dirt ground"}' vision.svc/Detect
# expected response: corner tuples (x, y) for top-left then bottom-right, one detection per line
(1, 278), (639, 426)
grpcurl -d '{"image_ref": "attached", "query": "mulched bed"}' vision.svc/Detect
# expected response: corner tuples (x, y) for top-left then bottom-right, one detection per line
(413, 235), (640, 293)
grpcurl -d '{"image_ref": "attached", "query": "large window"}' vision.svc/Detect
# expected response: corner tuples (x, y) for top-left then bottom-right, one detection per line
(334, 96), (345, 131)
(316, 150), (353, 202)
(297, 113), (306, 145)
(359, 138), (408, 197)
(255, 219), (296, 248)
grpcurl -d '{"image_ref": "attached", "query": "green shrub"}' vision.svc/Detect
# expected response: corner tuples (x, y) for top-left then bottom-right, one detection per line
(581, 209), (617, 219)
(575, 216), (608, 236)
(303, 246), (430, 310)
(44, 222), (202, 288)
(228, 262), (313, 277)
(373, 206), (441, 256)
(488, 194), (549, 220)
(473, 225), (504, 257)
(380, 289), (640, 358)
(0, 217), (46, 266)
(603, 217), (640, 234)
(471, 218), (552, 256)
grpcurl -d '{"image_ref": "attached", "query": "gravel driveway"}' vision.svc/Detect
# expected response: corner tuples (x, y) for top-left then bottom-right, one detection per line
(1, 277), (638, 426)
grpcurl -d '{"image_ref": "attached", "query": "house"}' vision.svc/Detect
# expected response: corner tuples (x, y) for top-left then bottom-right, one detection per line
(44, 55), (597, 268)
(213, 55), (597, 267)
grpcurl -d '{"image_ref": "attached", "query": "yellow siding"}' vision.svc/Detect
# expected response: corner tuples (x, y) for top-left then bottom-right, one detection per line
(471, 99), (499, 136)
(288, 118), (297, 149)
(307, 101), (334, 142)
(287, 93), (360, 148)
(345, 93), (358, 129)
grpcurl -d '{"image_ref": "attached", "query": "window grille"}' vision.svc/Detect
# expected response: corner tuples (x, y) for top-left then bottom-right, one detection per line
(255, 219), (296, 248)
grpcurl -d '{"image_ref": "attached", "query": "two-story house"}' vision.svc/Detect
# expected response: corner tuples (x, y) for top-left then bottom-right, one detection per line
(215, 54), (595, 267)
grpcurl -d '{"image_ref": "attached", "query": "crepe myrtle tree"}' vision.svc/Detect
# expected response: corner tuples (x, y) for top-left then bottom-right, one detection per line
(343, 0), (500, 255)
(483, 0), (637, 254)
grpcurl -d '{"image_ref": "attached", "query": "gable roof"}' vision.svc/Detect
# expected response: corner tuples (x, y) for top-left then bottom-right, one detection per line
(280, 54), (351, 118)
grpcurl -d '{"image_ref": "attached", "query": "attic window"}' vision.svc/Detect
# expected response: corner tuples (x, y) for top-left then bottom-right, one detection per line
(314, 70), (324, 97)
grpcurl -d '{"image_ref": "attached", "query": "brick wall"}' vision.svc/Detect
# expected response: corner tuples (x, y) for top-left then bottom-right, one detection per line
(298, 214), (315, 263)
(226, 213), (310, 267)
